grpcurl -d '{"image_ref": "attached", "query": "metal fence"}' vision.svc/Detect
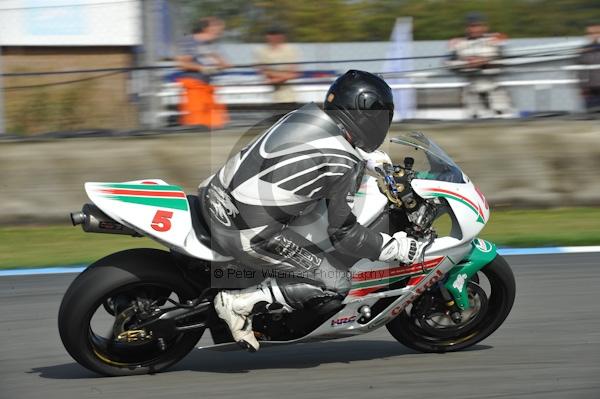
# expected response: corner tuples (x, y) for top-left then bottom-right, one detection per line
(0, 4), (597, 137)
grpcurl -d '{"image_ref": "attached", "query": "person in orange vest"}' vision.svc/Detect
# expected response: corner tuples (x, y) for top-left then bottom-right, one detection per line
(175, 17), (230, 129)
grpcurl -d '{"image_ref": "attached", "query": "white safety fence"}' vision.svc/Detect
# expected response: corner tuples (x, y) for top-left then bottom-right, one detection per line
(155, 64), (599, 123)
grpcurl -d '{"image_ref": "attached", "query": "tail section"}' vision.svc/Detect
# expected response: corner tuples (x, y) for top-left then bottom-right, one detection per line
(83, 179), (230, 261)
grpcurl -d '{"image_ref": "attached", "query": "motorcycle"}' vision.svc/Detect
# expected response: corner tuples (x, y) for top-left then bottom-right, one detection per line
(59, 131), (515, 376)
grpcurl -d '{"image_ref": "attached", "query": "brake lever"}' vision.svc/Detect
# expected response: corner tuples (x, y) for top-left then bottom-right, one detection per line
(415, 232), (437, 270)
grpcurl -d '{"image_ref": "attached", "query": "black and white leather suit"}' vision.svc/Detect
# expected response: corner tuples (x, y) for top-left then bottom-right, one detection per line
(202, 104), (384, 301)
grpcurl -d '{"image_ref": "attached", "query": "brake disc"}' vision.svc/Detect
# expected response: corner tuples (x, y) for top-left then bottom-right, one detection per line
(413, 282), (488, 338)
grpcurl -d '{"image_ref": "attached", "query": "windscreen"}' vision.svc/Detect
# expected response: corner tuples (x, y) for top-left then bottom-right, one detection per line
(390, 131), (465, 184)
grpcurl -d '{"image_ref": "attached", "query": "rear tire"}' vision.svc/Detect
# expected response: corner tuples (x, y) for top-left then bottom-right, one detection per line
(386, 255), (516, 353)
(58, 248), (204, 376)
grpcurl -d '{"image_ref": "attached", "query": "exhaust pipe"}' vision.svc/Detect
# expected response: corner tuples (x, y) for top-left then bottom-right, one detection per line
(70, 211), (85, 226)
(70, 203), (141, 237)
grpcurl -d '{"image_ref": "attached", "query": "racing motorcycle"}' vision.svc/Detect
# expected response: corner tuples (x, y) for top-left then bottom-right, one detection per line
(59, 131), (515, 376)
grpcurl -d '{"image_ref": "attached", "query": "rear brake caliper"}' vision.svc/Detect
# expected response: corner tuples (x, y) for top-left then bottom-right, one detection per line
(112, 299), (156, 344)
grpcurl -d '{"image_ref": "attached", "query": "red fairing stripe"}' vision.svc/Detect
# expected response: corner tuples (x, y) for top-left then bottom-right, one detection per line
(426, 188), (482, 213)
(348, 286), (383, 297)
(474, 186), (489, 210)
(99, 189), (186, 198)
(406, 275), (426, 286)
(352, 256), (444, 282)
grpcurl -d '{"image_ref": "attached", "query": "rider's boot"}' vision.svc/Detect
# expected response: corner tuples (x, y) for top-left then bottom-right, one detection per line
(214, 278), (339, 352)
(214, 278), (291, 352)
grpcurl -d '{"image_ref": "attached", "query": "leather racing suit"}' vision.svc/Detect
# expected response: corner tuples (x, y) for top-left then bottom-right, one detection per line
(202, 103), (384, 298)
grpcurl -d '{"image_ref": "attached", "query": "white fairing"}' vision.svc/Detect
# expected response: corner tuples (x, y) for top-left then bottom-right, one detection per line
(346, 166), (490, 254)
(411, 176), (489, 254)
(351, 174), (389, 226)
(85, 179), (232, 262)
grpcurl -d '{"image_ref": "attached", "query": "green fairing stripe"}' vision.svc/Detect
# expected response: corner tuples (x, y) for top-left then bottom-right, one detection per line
(351, 275), (407, 289)
(106, 195), (189, 211)
(444, 239), (497, 310)
(102, 183), (184, 192)
(425, 192), (484, 223)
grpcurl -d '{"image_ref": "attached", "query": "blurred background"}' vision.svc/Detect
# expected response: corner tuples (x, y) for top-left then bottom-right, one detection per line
(1, 0), (600, 268)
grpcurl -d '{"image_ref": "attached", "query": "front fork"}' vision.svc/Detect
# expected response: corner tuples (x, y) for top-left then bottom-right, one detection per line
(443, 238), (497, 310)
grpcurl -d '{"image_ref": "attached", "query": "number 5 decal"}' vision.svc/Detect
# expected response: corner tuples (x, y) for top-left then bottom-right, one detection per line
(151, 210), (173, 232)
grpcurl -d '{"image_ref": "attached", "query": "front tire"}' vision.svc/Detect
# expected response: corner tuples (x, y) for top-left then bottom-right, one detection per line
(58, 248), (205, 376)
(386, 255), (516, 353)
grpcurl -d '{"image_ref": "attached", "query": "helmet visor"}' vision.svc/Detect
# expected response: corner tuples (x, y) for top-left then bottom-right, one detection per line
(357, 91), (394, 124)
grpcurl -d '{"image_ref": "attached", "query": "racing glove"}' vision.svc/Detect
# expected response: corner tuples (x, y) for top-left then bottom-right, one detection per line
(357, 149), (393, 176)
(378, 232), (425, 264)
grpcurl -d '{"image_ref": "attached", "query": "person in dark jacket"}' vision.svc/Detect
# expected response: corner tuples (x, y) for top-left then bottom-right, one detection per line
(447, 12), (511, 118)
(578, 23), (600, 112)
(206, 70), (424, 351)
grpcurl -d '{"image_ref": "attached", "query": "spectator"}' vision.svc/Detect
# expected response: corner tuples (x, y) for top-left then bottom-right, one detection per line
(447, 12), (511, 118)
(578, 23), (600, 112)
(175, 17), (230, 128)
(255, 25), (300, 104)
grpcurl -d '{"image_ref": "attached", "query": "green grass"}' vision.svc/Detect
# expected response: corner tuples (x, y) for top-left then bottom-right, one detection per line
(478, 207), (600, 247)
(2, 207), (600, 269)
(0, 225), (164, 269)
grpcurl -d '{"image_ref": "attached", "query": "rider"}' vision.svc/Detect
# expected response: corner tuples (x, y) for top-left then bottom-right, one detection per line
(203, 70), (424, 351)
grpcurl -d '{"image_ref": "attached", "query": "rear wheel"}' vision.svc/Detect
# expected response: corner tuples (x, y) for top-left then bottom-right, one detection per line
(386, 255), (515, 353)
(58, 249), (205, 376)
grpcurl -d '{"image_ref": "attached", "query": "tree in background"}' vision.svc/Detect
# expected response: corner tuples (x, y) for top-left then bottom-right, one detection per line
(174, 0), (600, 42)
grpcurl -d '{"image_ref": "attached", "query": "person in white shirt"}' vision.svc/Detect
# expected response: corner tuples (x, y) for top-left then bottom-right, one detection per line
(255, 25), (301, 104)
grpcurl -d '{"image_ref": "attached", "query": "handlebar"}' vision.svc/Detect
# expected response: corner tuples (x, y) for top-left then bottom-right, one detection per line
(374, 157), (416, 207)
(373, 160), (439, 243)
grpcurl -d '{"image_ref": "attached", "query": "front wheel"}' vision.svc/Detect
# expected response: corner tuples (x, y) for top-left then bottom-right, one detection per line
(386, 255), (516, 353)
(58, 248), (205, 376)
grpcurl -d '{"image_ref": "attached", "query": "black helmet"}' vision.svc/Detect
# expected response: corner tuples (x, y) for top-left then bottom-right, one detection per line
(324, 70), (394, 153)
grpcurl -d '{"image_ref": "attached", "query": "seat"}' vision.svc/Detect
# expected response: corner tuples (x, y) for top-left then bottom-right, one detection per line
(187, 193), (213, 248)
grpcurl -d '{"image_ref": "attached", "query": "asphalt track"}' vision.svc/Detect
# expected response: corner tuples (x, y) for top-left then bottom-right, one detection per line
(1, 253), (599, 399)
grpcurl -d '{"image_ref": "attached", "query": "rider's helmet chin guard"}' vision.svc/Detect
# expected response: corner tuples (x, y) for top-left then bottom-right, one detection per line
(323, 70), (395, 153)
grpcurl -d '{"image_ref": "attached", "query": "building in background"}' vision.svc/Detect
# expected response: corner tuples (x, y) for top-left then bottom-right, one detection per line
(0, 0), (143, 134)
